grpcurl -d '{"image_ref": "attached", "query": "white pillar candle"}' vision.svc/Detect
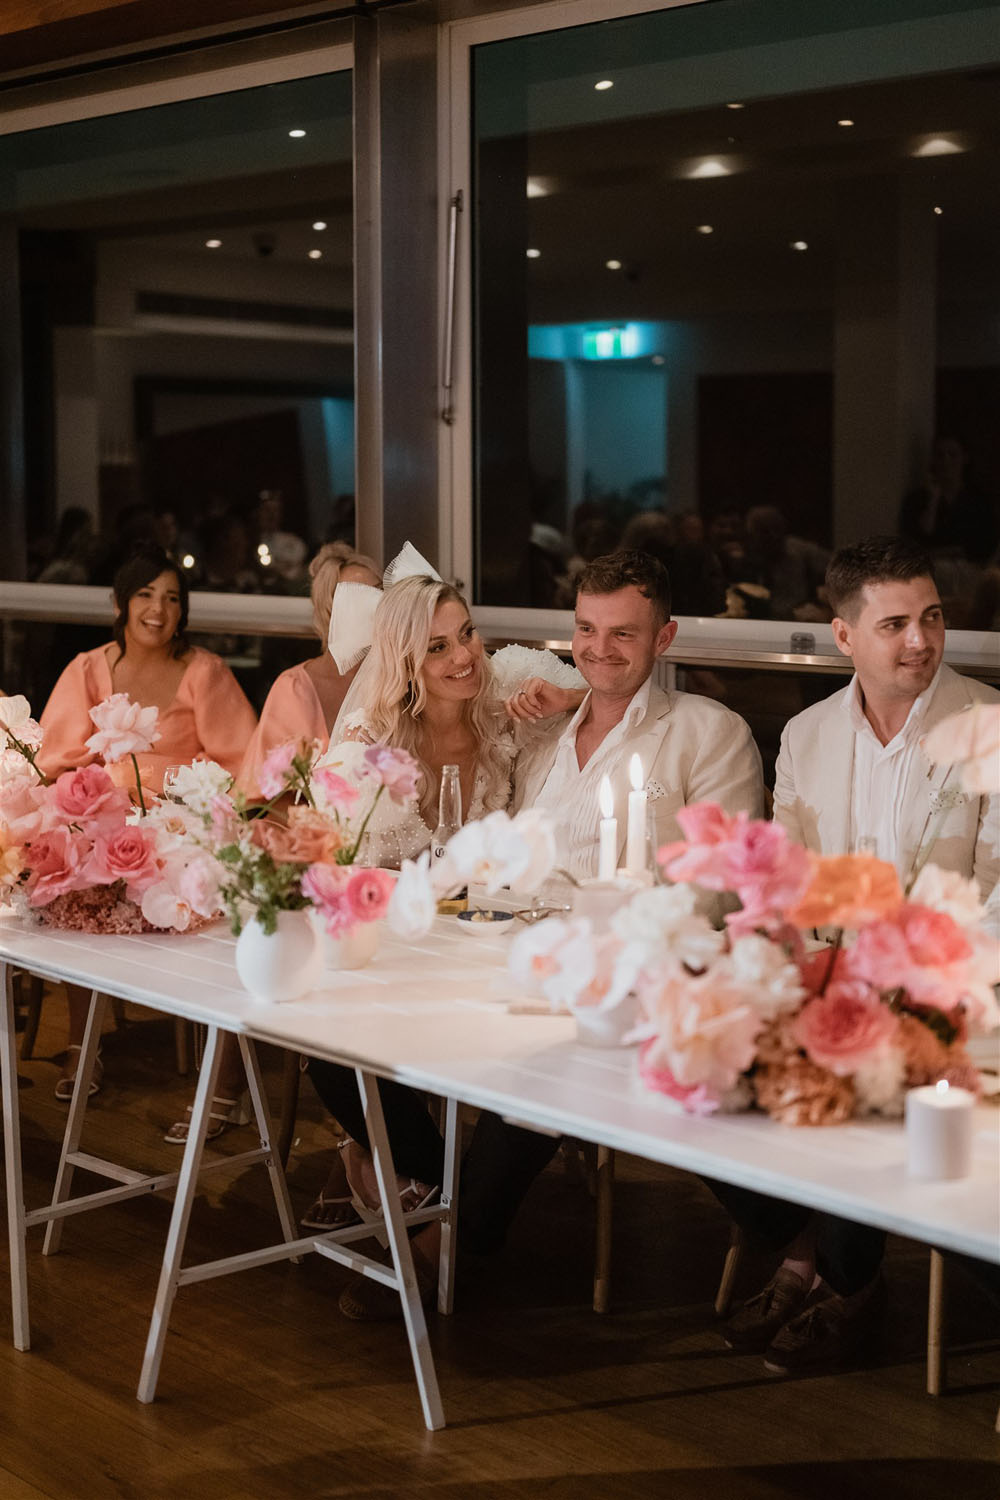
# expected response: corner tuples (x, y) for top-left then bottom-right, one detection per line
(598, 775), (617, 882)
(905, 1080), (974, 1181)
(625, 754), (647, 876)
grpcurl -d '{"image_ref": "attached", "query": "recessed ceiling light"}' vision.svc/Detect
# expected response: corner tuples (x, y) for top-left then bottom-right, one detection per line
(312, 220), (327, 231)
(790, 240), (809, 251)
(526, 176), (557, 198)
(696, 224), (714, 235)
(205, 238), (222, 249)
(308, 248), (323, 260)
(594, 79), (614, 91)
(837, 118), (855, 128)
(288, 128), (307, 138)
(605, 259), (622, 271)
(686, 157), (733, 179)
(526, 247), (541, 259)
(726, 102), (745, 110)
(912, 133), (966, 157)
(933, 205), (943, 215)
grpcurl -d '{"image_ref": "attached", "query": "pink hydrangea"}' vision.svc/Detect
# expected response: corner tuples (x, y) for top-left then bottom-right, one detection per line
(793, 980), (898, 1075)
(363, 746), (420, 804)
(85, 693), (160, 764)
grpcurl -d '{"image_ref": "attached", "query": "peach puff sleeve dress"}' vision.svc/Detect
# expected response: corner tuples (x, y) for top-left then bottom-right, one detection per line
(236, 661), (329, 799)
(38, 645), (258, 792)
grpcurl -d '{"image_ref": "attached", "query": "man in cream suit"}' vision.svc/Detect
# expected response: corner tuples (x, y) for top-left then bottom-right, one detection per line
(718, 535), (999, 1376)
(512, 550), (765, 863)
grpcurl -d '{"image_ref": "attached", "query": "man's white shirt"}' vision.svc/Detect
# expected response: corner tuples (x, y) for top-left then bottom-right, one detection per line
(845, 666), (941, 874)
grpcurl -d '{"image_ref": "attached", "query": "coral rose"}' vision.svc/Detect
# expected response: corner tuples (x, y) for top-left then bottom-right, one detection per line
(788, 853), (903, 930)
(250, 810), (343, 865)
(86, 827), (160, 893)
(24, 828), (88, 905)
(793, 980), (898, 1075)
(51, 765), (130, 830)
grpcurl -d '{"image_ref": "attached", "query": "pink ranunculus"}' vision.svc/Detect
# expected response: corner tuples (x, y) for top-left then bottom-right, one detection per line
(258, 740), (299, 798)
(85, 693), (160, 764)
(659, 804), (751, 890)
(24, 827), (89, 905)
(676, 801), (739, 846)
(312, 766), (360, 816)
(177, 854), (223, 919)
(302, 861), (353, 935)
(793, 980), (898, 1075)
(50, 764), (131, 830)
(363, 745), (420, 804)
(344, 867), (395, 924)
(0, 769), (47, 841)
(86, 826), (160, 894)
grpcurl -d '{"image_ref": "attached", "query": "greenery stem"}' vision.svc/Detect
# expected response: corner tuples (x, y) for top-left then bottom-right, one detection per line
(131, 753), (147, 815)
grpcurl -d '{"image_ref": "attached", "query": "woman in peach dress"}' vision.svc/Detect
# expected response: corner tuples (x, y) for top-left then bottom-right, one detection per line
(39, 544), (257, 1098)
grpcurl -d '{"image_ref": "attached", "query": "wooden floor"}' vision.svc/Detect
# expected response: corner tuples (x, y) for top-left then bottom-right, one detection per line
(2, 986), (998, 1500)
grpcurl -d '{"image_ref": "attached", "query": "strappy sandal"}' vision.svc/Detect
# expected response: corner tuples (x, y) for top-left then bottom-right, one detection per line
(164, 1092), (251, 1145)
(300, 1139), (363, 1231)
(54, 1045), (103, 1101)
(341, 1137), (439, 1228)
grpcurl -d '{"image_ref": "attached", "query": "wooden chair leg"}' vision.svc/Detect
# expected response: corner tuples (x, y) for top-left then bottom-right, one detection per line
(18, 973), (44, 1061)
(927, 1248), (946, 1396)
(276, 1050), (302, 1168)
(593, 1145), (614, 1314)
(714, 1226), (745, 1317)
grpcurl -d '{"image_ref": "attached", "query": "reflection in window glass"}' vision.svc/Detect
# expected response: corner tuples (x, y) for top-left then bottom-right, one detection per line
(3, 71), (354, 610)
(473, 0), (1000, 628)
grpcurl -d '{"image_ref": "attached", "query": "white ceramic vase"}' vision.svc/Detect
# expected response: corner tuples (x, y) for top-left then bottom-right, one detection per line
(316, 917), (379, 971)
(234, 910), (322, 1001)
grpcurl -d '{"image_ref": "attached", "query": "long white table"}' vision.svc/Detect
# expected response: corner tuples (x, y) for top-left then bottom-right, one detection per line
(2, 914), (998, 1431)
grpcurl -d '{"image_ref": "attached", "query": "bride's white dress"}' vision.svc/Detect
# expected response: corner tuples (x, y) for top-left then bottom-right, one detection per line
(313, 645), (583, 868)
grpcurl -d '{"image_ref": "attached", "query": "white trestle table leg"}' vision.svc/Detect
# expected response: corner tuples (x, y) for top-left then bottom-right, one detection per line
(1, 962), (30, 1350)
(438, 1097), (460, 1316)
(356, 1067), (445, 1431)
(237, 1034), (298, 1252)
(136, 1023), (224, 1403)
(43, 989), (106, 1256)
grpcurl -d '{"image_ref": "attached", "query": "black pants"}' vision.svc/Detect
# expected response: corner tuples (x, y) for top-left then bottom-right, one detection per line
(706, 1179), (885, 1297)
(308, 1059), (561, 1255)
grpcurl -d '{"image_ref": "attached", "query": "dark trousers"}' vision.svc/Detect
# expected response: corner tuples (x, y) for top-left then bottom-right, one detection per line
(308, 1059), (560, 1254)
(706, 1179), (886, 1297)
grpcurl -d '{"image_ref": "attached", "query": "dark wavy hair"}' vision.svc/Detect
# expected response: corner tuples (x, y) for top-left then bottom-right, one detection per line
(826, 535), (935, 622)
(576, 548), (672, 624)
(111, 545), (189, 662)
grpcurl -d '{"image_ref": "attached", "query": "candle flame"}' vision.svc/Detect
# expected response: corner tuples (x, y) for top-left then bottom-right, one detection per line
(629, 754), (643, 792)
(599, 775), (614, 819)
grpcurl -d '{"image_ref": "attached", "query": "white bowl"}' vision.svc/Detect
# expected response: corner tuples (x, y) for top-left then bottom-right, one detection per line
(455, 909), (515, 936)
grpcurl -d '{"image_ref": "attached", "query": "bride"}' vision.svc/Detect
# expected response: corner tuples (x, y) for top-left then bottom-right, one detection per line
(304, 562), (583, 1265)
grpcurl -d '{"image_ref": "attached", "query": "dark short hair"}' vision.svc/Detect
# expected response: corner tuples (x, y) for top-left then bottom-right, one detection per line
(111, 545), (189, 661)
(577, 549), (672, 624)
(826, 535), (936, 621)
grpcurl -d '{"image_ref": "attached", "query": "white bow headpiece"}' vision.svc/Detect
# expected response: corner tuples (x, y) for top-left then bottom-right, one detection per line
(326, 541), (442, 673)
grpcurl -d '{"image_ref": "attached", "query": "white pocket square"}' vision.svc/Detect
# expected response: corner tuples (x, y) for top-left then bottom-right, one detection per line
(645, 779), (668, 802)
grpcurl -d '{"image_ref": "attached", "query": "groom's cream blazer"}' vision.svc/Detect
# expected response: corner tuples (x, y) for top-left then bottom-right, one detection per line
(512, 681), (765, 868)
(773, 663), (999, 914)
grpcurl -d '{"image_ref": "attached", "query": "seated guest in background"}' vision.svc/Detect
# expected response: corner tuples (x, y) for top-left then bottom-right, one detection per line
(715, 534), (999, 1375)
(38, 544), (258, 1100)
(237, 542), (382, 800)
(513, 549), (765, 874)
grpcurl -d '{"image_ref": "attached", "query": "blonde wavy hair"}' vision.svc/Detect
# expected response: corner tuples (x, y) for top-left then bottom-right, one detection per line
(308, 541), (382, 641)
(350, 575), (511, 824)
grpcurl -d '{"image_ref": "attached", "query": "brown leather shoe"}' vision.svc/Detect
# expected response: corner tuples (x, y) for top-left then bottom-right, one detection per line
(763, 1276), (886, 1374)
(723, 1267), (811, 1353)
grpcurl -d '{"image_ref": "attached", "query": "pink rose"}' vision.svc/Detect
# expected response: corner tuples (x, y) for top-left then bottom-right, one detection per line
(86, 826), (160, 893)
(793, 980), (898, 1075)
(302, 861), (353, 935)
(85, 693), (160, 764)
(51, 765), (130, 830)
(313, 767), (360, 816)
(722, 821), (812, 932)
(363, 746), (420, 804)
(258, 740), (299, 798)
(344, 868), (395, 924)
(0, 769), (47, 841)
(24, 827), (88, 905)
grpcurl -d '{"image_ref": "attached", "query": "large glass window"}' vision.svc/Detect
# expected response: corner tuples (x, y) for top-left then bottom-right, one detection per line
(3, 68), (353, 598)
(472, 0), (1000, 626)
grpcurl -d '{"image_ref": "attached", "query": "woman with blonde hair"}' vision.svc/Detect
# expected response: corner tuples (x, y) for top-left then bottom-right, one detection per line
(237, 541), (382, 797)
(304, 561), (584, 1268)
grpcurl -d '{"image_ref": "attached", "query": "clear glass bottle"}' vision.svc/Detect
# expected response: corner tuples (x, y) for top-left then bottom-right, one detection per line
(432, 764), (466, 913)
